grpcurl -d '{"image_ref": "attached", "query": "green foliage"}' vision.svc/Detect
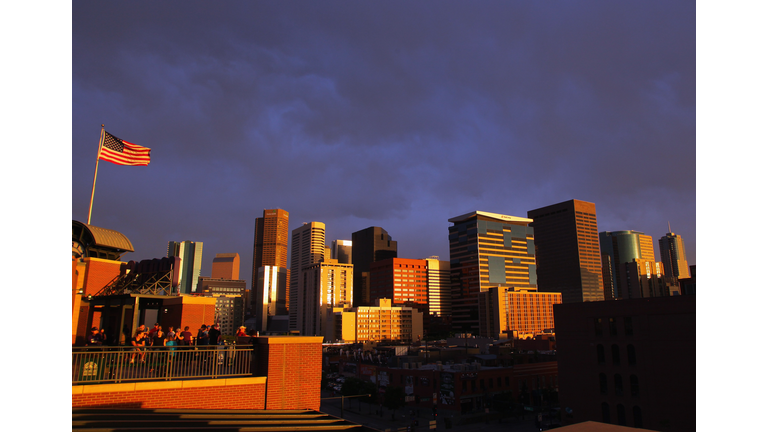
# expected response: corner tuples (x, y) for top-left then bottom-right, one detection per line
(341, 377), (363, 396)
(360, 380), (377, 404)
(382, 386), (406, 411)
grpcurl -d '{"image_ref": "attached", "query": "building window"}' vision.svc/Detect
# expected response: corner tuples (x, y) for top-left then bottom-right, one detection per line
(599, 373), (607, 394)
(597, 344), (605, 365)
(633, 406), (643, 428)
(609, 317), (617, 336)
(627, 344), (636, 366)
(617, 404), (626, 426)
(594, 318), (603, 337)
(614, 374), (623, 396)
(612, 344), (621, 366)
(601, 402), (611, 424)
(630, 375), (639, 397)
(624, 316), (633, 336)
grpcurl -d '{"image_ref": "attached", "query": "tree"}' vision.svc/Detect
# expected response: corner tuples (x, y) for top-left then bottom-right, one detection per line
(383, 386), (406, 420)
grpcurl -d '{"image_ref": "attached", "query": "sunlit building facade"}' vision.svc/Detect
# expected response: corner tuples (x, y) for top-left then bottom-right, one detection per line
(527, 199), (603, 303)
(448, 211), (537, 334)
(211, 253), (240, 280)
(425, 257), (451, 318)
(167, 240), (203, 294)
(369, 258), (428, 317)
(289, 222), (326, 331)
(298, 260), (353, 336)
(658, 231), (690, 279)
(330, 298), (423, 343)
(351, 227), (398, 307)
(600, 230), (657, 300)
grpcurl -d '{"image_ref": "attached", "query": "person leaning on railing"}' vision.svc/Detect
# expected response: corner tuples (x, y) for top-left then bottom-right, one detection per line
(86, 327), (104, 346)
(130, 329), (147, 364)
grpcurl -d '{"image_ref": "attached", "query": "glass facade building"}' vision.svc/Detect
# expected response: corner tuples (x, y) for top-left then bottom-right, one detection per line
(167, 240), (203, 294)
(658, 231), (690, 279)
(599, 230), (656, 300)
(448, 211), (536, 334)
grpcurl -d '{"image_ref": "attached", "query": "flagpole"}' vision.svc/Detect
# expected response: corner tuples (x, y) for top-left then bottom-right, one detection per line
(87, 125), (106, 225)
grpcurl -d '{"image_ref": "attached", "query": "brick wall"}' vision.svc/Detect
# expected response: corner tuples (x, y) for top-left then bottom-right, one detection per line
(72, 378), (267, 409)
(255, 336), (324, 410)
(82, 258), (123, 296)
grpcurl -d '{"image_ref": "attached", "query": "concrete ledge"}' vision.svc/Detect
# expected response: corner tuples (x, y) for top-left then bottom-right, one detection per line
(255, 336), (324, 345)
(73, 376), (267, 395)
(226, 377), (266, 386)
(82, 383), (136, 394)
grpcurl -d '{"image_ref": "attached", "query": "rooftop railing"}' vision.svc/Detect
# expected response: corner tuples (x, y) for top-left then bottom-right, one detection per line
(72, 344), (254, 385)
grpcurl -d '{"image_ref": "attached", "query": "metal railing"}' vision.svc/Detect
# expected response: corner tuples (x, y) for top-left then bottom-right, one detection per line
(72, 344), (254, 385)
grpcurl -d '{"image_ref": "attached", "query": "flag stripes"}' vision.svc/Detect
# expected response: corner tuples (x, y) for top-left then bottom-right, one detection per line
(99, 132), (151, 166)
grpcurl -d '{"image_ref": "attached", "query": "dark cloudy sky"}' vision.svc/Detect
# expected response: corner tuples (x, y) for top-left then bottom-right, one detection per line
(71, 1), (696, 286)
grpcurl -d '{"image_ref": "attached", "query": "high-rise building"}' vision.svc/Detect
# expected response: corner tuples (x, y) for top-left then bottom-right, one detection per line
(425, 257), (451, 318)
(527, 199), (604, 303)
(289, 222), (326, 331)
(211, 253), (240, 280)
(448, 211), (537, 334)
(197, 277), (247, 336)
(351, 227), (398, 307)
(252, 266), (288, 332)
(251, 209), (289, 302)
(621, 259), (680, 298)
(599, 230), (656, 300)
(167, 240), (203, 294)
(297, 260), (353, 336)
(331, 240), (352, 264)
(658, 229), (691, 279)
(369, 258), (429, 317)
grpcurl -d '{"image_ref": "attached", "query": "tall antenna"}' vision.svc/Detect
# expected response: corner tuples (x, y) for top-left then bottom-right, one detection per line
(668, 221), (672, 234)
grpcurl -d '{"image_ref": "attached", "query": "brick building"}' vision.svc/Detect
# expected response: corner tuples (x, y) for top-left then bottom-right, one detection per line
(554, 296), (695, 431)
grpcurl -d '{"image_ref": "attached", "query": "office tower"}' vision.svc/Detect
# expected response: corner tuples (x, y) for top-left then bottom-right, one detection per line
(197, 277), (247, 336)
(599, 230), (656, 300)
(211, 253), (240, 280)
(252, 266), (288, 332)
(478, 287), (561, 339)
(527, 199), (604, 303)
(658, 229), (691, 279)
(252, 209), (290, 268)
(289, 222), (326, 331)
(331, 240), (352, 264)
(425, 257), (451, 318)
(369, 258), (428, 317)
(448, 211), (537, 334)
(167, 240), (203, 294)
(251, 209), (289, 316)
(621, 259), (680, 298)
(297, 260), (353, 336)
(351, 227), (398, 307)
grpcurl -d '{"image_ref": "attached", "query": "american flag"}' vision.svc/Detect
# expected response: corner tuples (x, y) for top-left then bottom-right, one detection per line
(99, 132), (151, 166)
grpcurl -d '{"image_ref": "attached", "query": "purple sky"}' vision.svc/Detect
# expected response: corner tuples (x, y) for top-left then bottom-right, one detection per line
(72, 1), (696, 287)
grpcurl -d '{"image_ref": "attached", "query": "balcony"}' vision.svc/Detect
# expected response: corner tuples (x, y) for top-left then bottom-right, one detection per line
(72, 344), (254, 385)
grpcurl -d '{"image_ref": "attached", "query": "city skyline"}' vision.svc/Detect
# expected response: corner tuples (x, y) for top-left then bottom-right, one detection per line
(71, 2), (696, 288)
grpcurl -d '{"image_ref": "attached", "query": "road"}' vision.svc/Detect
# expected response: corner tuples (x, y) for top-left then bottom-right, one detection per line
(319, 390), (548, 432)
